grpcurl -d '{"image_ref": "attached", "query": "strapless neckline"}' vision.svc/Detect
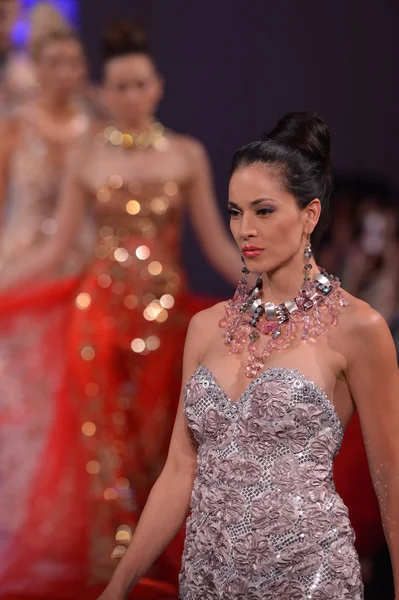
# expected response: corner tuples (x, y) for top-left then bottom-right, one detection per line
(181, 364), (362, 599)
(193, 364), (344, 436)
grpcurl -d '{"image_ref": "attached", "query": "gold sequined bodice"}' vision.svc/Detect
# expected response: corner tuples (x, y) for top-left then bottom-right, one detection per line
(95, 179), (183, 262)
(82, 134), (189, 302)
(92, 178), (185, 296)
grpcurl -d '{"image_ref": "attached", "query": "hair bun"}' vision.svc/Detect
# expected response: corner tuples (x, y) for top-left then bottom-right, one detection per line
(30, 1), (71, 39)
(102, 20), (149, 60)
(29, 2), (75, 59)
(264, 111), (331, 166)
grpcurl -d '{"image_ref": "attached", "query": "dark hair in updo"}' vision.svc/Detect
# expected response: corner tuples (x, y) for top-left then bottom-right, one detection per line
(102, 19), (155, 65)
(232, 111), (333, 239)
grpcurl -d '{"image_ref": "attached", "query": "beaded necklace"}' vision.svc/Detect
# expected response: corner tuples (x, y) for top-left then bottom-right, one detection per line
(103, 120), (167, 151)
(220, 250), (348, 379)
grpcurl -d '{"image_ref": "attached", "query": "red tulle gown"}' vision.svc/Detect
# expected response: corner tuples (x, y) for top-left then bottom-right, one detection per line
(0, 126), (215, 599)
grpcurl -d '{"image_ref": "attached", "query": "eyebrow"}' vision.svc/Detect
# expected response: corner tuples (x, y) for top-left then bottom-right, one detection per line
(228, 197), (276, 209)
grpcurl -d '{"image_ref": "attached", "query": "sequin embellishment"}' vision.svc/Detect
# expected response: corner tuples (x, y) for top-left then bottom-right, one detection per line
(180, 366), (363, 600)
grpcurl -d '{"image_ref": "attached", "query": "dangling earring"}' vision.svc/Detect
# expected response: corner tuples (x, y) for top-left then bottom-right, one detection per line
(304, 234), (312, 260)
(301, 234), (313, 293)
(304, 235), (313, 274)
(241, 255), (249, 284)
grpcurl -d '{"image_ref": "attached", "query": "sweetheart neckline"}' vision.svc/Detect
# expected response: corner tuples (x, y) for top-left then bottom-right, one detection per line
(190, 364), (344, 435)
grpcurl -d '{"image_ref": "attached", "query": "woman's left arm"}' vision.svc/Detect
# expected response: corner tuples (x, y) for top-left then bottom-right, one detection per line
(346, 307), (399, 595)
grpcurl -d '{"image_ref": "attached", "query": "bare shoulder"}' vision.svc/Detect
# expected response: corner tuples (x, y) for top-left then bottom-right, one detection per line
(187, 301), (226, 355)
(189, 301), (226, 336)
(167, 132), (207, 161)
(336, 290), (394, 363)
(67, 122), (104, 172)
(340, 291), (388, 335)
(78, 120), (107, 151)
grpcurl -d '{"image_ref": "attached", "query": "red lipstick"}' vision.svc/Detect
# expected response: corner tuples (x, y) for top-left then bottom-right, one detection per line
(242, 245), (264, 258)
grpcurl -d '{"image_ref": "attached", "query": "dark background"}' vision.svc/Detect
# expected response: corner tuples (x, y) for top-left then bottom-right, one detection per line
(80, 0), (399, 297)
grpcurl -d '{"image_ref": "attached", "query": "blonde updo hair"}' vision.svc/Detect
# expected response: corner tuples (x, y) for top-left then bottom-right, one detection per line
(29, 1), (78, 60)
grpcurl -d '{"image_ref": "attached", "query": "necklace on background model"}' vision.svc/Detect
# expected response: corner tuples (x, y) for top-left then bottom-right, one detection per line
(102, 119), (168, 151)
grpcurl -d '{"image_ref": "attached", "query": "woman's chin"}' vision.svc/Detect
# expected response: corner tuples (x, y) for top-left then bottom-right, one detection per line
(246, 261), (267, 274)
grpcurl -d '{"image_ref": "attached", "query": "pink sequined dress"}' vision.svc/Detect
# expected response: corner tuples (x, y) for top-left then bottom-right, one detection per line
(181, 365), (364, 600)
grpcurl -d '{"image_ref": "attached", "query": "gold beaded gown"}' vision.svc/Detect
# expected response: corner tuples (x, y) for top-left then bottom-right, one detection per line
(70, 130), (194, 584)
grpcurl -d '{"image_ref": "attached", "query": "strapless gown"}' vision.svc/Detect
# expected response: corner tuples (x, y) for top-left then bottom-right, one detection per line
(180, 365), (364, 600)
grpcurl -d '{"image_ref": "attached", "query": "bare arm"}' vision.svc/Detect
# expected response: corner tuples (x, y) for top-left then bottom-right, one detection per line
(185, 138), (242, 286)
(345, 307), (399, 596)
(99, 312), (207, 599)
(0, 155), (88, 290)
(0, 118), (17, 229)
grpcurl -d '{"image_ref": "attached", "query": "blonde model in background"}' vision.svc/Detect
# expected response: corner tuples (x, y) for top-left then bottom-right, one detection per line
(0, 3), (97, 596)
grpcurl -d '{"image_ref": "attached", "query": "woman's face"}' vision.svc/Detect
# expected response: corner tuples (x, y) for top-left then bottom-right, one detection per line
(228, 164), (320, 273)
(103, 54), (163, 127)
(36, 38), (86, 99)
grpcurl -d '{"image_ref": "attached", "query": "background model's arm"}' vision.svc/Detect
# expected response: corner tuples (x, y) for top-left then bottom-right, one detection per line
(185, 138), (242, 286)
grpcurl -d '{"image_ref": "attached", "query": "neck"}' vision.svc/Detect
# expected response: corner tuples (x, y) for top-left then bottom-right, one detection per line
(259, 255), (319, 304)
(36, 93), (75, 119)
(112, 116), (154, 134)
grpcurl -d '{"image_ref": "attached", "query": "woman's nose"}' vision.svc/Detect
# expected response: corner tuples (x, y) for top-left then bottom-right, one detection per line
(239, 214), (257, 240)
